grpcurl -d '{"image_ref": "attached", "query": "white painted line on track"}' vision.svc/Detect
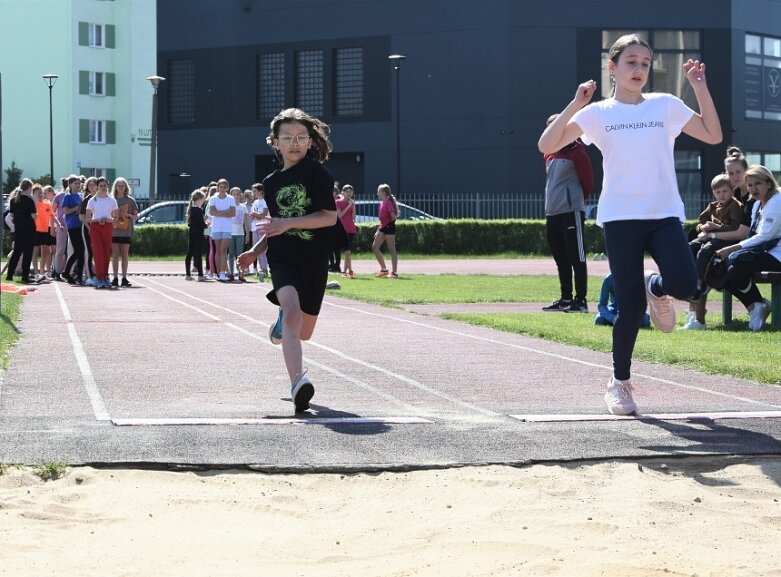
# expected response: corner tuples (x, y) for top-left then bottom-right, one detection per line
(53, 282), (111, 421)
(511, 411), (781, 422)
(323, 300), (781, 410)
(138, 278), (497, 416)
(113, 416), (433, 426)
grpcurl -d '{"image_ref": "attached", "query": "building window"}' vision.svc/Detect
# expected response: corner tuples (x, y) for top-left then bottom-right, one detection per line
(674, 150), (704, 217)
(89, 72), (105, 96)
(334, 47), (364, 116)
(167, 59), (195, 125)
(89, 23), (104, 47)
(89, 168), (107, 178)
(295, 50), (323, 116)
(89, 120), (106, 144)
(601, 30), (701, 109)
(257, 53), (285, 120)
(745, 33), (781, 121)
(746, 151), (781, 180)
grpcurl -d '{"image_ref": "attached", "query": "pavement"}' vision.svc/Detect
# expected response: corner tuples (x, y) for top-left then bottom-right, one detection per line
(0, 258), (778, 471)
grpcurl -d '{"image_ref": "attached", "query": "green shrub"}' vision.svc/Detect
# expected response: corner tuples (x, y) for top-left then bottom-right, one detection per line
(75, 219), (700, 257)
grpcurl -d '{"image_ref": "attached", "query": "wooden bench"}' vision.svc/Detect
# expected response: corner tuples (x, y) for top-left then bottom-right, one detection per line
(722, 271), (781, 329)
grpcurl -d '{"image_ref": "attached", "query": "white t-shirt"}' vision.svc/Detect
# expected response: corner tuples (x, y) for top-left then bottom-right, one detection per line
(207, 194), (236, 234)
(86, 195), (118, 222)
(231, 203), (248, 236)
(572, 93), (694, 226)
(250, 198), (268, 232)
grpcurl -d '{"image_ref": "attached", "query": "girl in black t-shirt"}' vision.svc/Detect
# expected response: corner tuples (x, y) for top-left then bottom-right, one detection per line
(185, 189), (207, 280)
(238, 108), (336, 413)
(6, 179), (37, 283)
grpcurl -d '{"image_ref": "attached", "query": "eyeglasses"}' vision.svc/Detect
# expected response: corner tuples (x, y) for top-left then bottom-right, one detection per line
(277, 134), (311, 146)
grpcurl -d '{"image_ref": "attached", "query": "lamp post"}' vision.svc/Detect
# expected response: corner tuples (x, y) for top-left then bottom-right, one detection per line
(42, 74), (58, 186)
(146, 75), (165, 204)
(388, 54), (405, 196)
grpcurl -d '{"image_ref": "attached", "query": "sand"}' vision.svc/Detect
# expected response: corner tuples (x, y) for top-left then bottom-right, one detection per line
(1, 457), (780, 577)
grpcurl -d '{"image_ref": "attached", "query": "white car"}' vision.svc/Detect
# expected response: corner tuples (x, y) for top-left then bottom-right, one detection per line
(136, 200), (189, 225)
(353, 200), (441, 223)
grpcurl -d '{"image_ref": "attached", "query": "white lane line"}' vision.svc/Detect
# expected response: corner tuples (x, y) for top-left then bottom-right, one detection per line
(113, 416), (433, 426)
(511, 411), (781, 422)
(139, 279), (496, 416)
(323, 300), (781, 410)
(53, 283), (111, 421)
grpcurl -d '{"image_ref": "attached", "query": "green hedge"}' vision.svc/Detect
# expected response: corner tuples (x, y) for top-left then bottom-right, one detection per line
(2, 220), (700, 257)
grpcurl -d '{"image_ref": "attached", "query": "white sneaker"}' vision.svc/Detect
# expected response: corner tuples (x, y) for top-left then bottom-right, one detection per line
(291, 368), (314, 412)
(644, 271), (675, 333)
(748, 300), (771, 331)
(218, 272), (228, 282)
(681, 312), (706, 331)
(604, 377), (637, 415)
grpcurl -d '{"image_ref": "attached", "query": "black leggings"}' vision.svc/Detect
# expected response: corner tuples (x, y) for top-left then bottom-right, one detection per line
(6, 228), (34, 279)
(64, 226), (86, 279)
(185, 231), (204, 276)
(603, 218), (697, 381)
(724, 251), (781, 307)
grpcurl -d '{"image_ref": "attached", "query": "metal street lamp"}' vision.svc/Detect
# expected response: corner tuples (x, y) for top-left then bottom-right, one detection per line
(146, 75), (165, 204)
(42, 74), (59, 186)
(388, 54), (406, 196)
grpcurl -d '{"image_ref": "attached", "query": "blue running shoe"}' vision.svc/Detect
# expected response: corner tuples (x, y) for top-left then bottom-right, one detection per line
(269, 308), (283, 345)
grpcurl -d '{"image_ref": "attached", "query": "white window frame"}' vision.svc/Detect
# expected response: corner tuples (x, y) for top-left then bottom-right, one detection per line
(88, 168), (107, 178)
(88, 23), (104, 48)
(89, 120), (106, 144)
(89, 71), (105, 96)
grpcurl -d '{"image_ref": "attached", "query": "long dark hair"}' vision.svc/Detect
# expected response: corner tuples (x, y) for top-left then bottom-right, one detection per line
(266, 108), (332, 164)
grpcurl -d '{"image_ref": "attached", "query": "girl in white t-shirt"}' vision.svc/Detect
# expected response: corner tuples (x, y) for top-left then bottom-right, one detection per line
(228, 187), (249, 281)
(249, 182), (269, 280)
(539, 34), (722, 416)
(207, 178), (236, 282)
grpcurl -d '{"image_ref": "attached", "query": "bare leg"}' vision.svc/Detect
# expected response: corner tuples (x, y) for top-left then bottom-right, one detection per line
(372, 231), (387, 271)
(275, 285), (319, 382)
(121, 244), (130, 278)
(112, 244), (120, 278)
(385, 235), (398, 273)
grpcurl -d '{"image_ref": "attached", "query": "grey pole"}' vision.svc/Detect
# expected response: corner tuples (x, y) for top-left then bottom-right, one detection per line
(388, 54), (405, 196)
(146, 75), (165, 204)
(42, 74), (59, 185)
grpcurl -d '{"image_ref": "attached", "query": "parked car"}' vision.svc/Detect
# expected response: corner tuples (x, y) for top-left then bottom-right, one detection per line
(136, 200), (189, 225)
(353, 200), (442, 223)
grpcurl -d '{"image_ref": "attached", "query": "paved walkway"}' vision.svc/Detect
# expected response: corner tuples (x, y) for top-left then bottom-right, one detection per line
(0, 258), (777, 470)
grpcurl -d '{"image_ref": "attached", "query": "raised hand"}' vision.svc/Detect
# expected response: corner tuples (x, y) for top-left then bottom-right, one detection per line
(574, 80), (597, 107)
(684, 59), (708, 88)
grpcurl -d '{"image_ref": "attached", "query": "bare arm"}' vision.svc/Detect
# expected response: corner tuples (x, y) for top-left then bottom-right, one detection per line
(680, 60), (722, 145)
(538, 80), (595, 154)
(258, 209), (337, 238)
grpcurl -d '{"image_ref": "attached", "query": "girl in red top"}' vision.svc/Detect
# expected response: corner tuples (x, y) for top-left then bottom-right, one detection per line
(335, 184), (357, 277)
(372, 183), (399, 278)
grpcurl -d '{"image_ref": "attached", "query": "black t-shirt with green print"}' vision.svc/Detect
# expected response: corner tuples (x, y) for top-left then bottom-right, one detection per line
(263, 156), (336, 263)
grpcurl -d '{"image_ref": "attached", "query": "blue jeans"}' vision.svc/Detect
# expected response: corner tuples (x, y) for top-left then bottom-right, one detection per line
(603, 217), (697, 381)
(228, 234), (245, 275)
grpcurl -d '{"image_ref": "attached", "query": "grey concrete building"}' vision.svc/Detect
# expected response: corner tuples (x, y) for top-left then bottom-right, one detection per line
(156, 0), (781, 218)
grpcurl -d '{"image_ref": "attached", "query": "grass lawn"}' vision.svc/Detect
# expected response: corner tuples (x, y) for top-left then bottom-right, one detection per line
(334, 273), (781, 385)
(0, 291), (23, 370)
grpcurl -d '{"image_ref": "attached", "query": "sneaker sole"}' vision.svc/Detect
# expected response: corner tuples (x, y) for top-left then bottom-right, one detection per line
(293, 383), (315, 412)
(269, 325), (282, 345)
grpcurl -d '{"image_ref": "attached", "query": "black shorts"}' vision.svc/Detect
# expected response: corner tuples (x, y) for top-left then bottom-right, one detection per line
(345, 232), (355, 251)
(34, 231), (56, 246)
(112, 237), (131, 245)
(266, 255), (329, 316)
(379, 222), (396, 235)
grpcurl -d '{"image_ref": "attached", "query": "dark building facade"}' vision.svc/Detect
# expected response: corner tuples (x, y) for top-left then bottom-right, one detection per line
(157, 0), (781, 218)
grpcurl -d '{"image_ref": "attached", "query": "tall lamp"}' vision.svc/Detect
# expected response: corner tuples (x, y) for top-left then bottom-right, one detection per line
(146, 75), (165, 204)
(42, 74), (59, 186)
(388, 54), (406, 196)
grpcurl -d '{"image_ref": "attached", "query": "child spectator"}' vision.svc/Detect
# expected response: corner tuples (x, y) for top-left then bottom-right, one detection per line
(682, 174), (743, 329)
(541, 113), (595, 313)
(594, 273), (650, 328)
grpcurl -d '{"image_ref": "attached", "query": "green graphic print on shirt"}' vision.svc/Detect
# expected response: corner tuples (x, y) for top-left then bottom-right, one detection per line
(276, 183), (313, 241)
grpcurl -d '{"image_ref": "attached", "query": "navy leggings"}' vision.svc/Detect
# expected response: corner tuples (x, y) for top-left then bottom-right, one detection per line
(603, 217), (697, 381)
